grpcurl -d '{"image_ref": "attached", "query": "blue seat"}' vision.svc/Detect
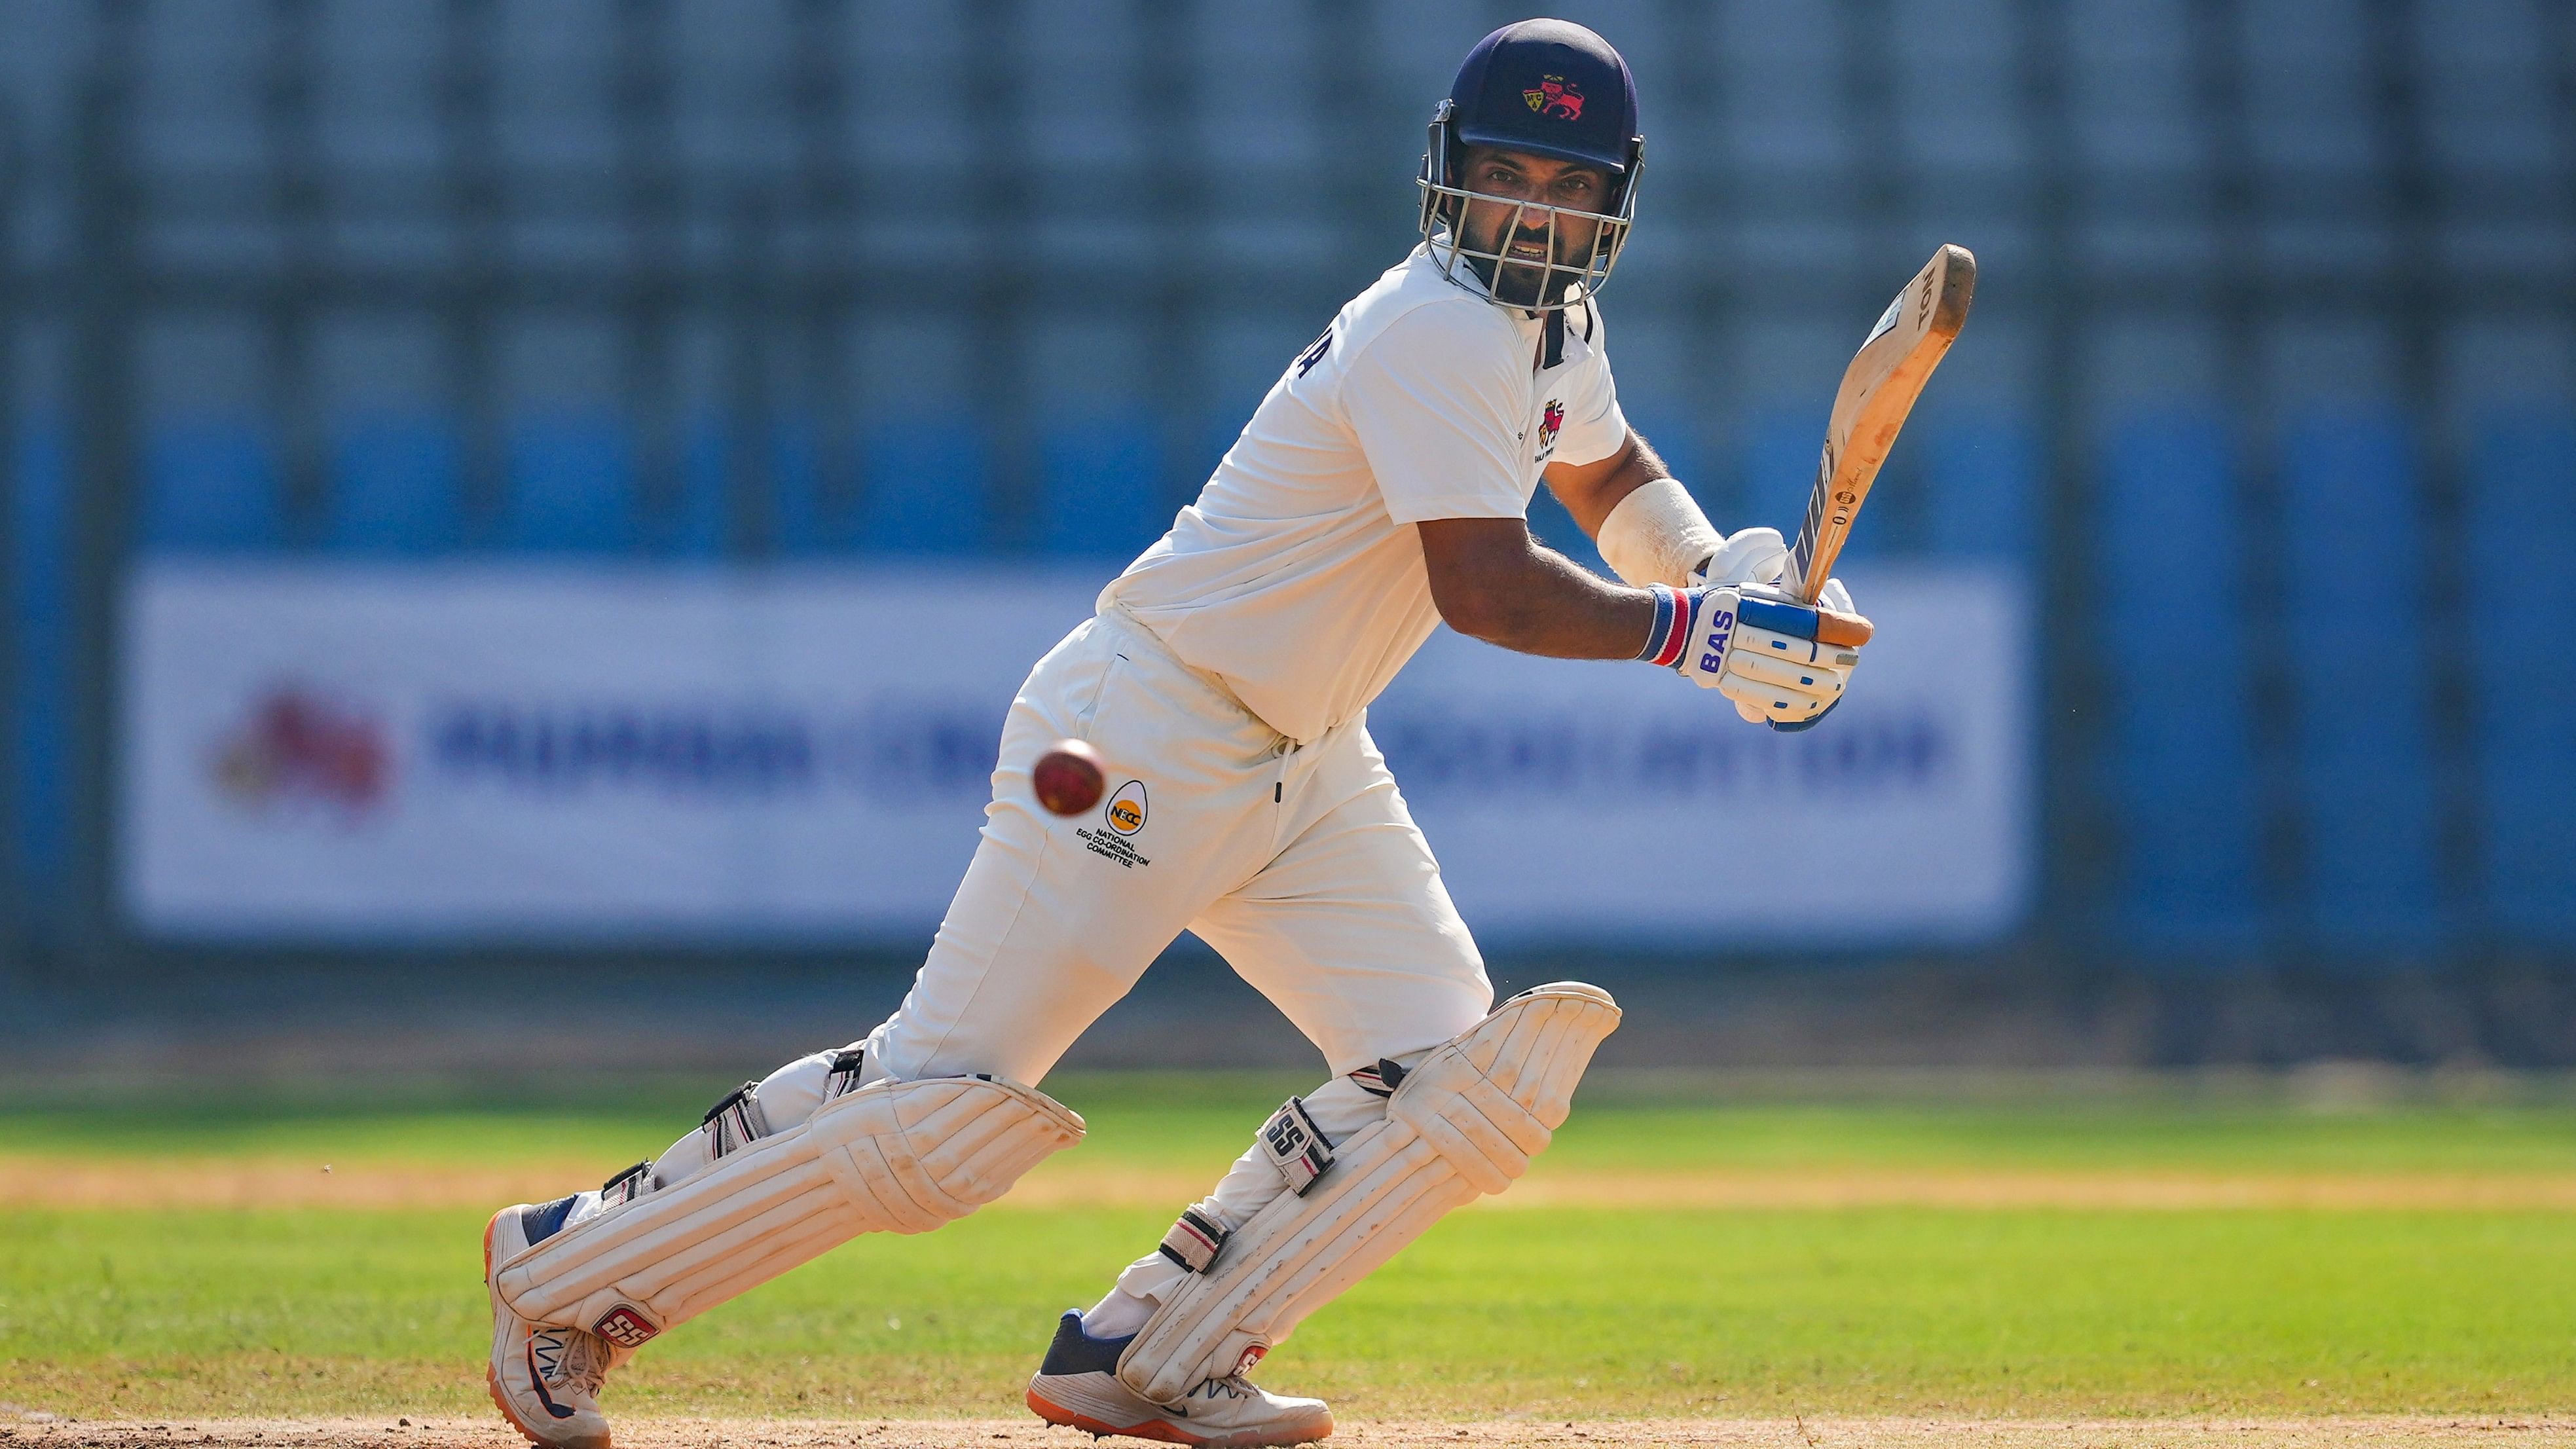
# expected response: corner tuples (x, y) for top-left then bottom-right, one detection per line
(2098, 411), (2260, 953)
(666, 416), (852, 559)
(506, 415), (635, 552)
(141, 417), (283, 551)
(9, 420), (73, 908)
(860, 413), (991, 556)
(659, 418), (733, 560)
(1624, 407), (1704, 492)
(1040, 415), (1166, 559)
(1924, 413), (2037, 563)
(327, 414), (462, 554)
(2281, 407), (2444, 954)
(1741, 407), (1826, 549)
(767, 416), (849, 556)
(2471, 413), (2576, 944)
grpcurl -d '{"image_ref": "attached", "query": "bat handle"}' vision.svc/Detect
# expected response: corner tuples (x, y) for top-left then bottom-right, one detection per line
(1737, 592), (1875, 649)
(1812, 606), (1873, 649)
(1788, 530), (1833, 606)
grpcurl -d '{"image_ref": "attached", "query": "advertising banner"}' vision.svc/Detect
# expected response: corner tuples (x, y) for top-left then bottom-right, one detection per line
(124, 562), (2029, 946)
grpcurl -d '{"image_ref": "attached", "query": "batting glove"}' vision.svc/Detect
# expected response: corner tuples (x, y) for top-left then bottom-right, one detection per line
(1638, 577), (1866, 731)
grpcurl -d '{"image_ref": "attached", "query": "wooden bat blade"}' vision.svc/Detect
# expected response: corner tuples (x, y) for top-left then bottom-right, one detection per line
(1790, 243), (1977, 602)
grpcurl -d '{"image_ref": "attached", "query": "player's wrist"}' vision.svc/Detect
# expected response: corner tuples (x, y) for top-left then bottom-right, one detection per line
(1635, 583), (1693, 667)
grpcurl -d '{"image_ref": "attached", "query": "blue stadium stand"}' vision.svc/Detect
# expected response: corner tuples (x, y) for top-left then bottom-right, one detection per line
(1926, 414), (2037, 563)
(327, 414), (462, 554)
(9, 421), (72, 913)
(1742, 407), (1828, 547)
(2472, 413), (2576, 944)
(2281, 409), (2444, 955)
(667, 417), (843, 559)
(859, 413), (989, 555)
(1039, 414), (1164, 559)
(2099, 411), (2260, 953)
(506, 415), (635, 552)
(1623, 407), (1704, 492)
(664, 420), (733, 559)
(141, 417), (283, 551)
(765, 418), (852, 557)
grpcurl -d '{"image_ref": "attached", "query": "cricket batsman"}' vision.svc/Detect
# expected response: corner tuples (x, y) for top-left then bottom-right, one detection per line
(483, 19), (1864, 1448)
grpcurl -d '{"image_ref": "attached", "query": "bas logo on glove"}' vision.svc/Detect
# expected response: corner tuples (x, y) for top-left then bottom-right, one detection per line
(1640, 581), (1868, 732)
(1693, 606), (1735, 674)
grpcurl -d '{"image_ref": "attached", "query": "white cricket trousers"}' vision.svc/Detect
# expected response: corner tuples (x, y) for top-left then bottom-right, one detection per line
(864, 606), (1492, 1084)
(640, 608), (1492, 1311)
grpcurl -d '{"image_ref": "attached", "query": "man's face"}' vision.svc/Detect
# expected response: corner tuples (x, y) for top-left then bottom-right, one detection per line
(1452, 144), (1614, 307)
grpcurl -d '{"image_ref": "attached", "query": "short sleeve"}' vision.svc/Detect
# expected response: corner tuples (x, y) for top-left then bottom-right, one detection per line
(1549, 318), (1628, 469)
(1340, 304), (1533, 525)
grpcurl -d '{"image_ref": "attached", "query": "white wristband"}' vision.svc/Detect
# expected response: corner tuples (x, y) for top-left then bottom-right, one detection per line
(1596, 478), (1722, 589)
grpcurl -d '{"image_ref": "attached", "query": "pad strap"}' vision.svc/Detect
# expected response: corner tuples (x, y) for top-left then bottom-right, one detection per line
(600, 1160), (653, 1207)
(700, 1080), (769, 1161)
(1347, 1059), (1408, 1099)
(823, 1046), (872, 1100)
(1156, 1207), (1232, 1274)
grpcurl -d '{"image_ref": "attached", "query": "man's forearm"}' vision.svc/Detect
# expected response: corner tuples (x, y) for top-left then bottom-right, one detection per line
(1420, 517), (1657, 661)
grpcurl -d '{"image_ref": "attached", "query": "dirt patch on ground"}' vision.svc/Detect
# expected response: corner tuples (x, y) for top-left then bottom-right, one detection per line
(9, 1157), (2576, 1213)
(5, 1416), (2569, 1448)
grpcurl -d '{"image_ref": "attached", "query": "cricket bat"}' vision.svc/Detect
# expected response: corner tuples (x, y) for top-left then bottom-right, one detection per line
(1787, 243), (1978, 645)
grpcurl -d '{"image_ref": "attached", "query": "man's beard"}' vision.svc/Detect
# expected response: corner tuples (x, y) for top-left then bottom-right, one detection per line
(1465, 232), (1583, 308)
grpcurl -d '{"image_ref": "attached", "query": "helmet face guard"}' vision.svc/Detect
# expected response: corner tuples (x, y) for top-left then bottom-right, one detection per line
(1414, 19), (1646, 314)
(1417, 101), (1644, 313)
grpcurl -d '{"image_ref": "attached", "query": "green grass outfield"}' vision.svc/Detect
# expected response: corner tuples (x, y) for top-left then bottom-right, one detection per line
(3, 1076), (2574, 1421)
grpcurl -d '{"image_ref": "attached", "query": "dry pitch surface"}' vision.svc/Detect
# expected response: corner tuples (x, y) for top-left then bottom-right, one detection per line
(5, 1417), (2571, 1448)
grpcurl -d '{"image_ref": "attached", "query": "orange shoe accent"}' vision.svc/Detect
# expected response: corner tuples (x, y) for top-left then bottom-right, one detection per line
(1025, 1386), (1205, 1446)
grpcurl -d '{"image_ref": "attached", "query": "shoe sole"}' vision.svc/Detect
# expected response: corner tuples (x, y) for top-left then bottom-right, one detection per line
(1026, 1386), (1330, 1448)
(485, 1209), (614, 1449)
(1027, 1386), (1208, 1446)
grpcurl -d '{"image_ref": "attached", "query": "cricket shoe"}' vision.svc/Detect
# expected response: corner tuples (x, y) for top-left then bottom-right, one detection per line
(1026, 1309), (1333, 1447)
(485, 1197), (624, 1449)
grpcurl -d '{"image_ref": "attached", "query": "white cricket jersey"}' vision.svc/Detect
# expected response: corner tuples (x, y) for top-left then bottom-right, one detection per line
(1102, 244), (1628, 743)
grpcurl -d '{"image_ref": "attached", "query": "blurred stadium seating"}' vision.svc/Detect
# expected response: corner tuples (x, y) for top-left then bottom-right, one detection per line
(1, 0), (2571, 1021)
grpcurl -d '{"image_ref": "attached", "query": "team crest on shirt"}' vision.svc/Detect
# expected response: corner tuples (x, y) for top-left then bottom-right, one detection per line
(1524, 76), (1584, 120)
(1535, 399), (1565, 464)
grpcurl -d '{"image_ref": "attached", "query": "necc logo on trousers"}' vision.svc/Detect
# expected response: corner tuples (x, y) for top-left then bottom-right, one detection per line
(1696, 609), (1736, 673)
(1103, 780), (1148, 836)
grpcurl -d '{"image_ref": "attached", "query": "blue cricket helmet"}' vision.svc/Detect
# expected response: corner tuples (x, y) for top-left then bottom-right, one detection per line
(1447, 18), (1642, 181)
(1418, 19), (1646, 311)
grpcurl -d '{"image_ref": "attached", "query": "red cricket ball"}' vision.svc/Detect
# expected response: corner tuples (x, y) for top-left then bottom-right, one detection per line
(1031, 739), (1108, 816)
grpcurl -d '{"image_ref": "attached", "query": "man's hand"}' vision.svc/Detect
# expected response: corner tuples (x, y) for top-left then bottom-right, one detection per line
(1640, 578), (1864, 731)
(1412, 515), (1867, 733)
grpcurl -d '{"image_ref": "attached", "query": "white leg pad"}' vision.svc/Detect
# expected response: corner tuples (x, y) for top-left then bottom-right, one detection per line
(1116, 983), (1619, 1403)
(494, 1075), (1082, 1346)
